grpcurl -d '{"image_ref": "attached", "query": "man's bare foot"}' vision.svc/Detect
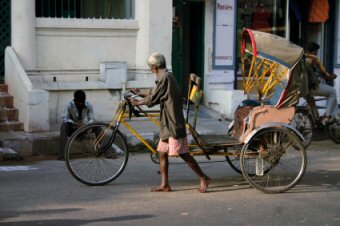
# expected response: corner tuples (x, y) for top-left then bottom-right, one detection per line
(198, 177), (211, 193)
(151, 185), (171, 192)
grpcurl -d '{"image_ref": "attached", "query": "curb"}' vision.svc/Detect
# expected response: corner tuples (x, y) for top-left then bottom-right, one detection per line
(0, 107), (228, 162)
(0, 129), (160, 161)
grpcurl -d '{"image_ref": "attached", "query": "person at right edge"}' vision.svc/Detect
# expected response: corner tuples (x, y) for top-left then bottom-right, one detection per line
(129, 52), (211, 193)
(305, 42), (338, 125)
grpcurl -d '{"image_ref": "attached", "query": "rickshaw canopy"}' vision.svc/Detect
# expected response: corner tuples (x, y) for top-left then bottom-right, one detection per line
(241, 29), (308, 108)
(242, 29), (304, 68)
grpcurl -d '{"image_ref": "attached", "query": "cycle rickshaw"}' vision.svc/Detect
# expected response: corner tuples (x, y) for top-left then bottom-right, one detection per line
(65, 29), (308, 193)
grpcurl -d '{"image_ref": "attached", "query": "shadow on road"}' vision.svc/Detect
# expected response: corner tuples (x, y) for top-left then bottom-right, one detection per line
(289, 169), (340, 194)
(0, 207), (154, 226)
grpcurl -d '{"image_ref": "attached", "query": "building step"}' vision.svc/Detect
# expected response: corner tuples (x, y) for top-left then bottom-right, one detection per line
(0, 107), (19, 122)
(0, 93), (14, 108)
(0, 85), (23, 132)
(0, 84), (8, 92)
(0, 121), (24, 131)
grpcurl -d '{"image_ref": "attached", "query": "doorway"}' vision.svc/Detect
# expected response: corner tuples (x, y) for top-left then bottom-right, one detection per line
(0, 0), (11, 82)
(172, 0), (205, 97)
(289, 0), (336, 75)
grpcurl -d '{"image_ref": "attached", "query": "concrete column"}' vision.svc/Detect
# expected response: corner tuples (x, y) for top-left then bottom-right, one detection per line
(11, 0), (36, 70)
(135, 0), (172, 68)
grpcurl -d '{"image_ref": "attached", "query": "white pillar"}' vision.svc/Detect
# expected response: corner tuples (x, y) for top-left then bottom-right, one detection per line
(135, 0), (172, 68)
(11, 0), (36, 70)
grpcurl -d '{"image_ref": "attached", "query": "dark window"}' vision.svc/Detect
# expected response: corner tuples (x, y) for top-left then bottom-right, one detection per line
(36, 0), (134, 19)
(0, 0), (11, 80)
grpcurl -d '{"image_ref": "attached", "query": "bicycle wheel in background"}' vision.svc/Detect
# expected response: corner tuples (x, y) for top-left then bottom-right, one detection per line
(327, 123), (340, 144)
(240, 127), (307, 193)
(65, 122), (129, 186)
(290, 110), (313, 148)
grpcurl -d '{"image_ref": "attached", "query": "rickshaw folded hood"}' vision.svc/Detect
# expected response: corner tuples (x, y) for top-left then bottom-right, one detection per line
(242, 29), (304, 69)
(241, 29), (308, 108)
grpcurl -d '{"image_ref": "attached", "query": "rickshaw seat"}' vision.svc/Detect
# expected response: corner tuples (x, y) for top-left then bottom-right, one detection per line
(239, 105), (296, 142)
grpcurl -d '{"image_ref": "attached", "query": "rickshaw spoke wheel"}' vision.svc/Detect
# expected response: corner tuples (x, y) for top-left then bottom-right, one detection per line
(225, 147), (242, 175)
(240, 127), (307, 193)
(150, 152), (160, 164)
(290, 111), (313, 148)
(225, 146), (256, 176)
(65, 122), (129, 186)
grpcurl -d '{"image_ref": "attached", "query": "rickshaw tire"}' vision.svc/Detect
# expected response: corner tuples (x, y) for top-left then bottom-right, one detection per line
(150, 152), (160, 164)
(225, 155), (242, 175)
(327, 123), (340, 144)
(240, 127), (307, 193)
(224, 147), (249, 175)
(292, 110), (314, 148)
(65, 122), (129, 186)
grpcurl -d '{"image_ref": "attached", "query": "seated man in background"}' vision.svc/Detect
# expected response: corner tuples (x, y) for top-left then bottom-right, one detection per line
(59, 90), (94, 160)
(305, 42), (338, 124)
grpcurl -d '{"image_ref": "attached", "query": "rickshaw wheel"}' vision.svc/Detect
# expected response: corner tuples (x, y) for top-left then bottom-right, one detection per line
(225, 146), (253, 175)
(150, 136), (160, 164)
(65, 122), (129, 186)
(240, 127), (307, 193)
(327, 123), (340, 144)
(150, 152), (160, 164)
(291, 110), (313, 148)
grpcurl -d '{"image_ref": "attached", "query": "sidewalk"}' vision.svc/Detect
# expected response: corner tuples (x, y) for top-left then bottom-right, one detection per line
(0, 105), (229, 161)
(1, 105), (336, 162)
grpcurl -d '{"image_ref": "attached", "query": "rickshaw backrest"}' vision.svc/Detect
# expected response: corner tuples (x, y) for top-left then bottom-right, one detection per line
(185, 73), (203, 129)
(188, 73), (202, 105)
(239, 106), (296, 142)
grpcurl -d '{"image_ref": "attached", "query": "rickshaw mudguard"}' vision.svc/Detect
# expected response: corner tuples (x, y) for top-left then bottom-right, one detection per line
(243, 122), (305, 144)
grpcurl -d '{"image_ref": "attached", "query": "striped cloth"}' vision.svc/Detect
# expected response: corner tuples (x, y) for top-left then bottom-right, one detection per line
(157, 137), (189, 156)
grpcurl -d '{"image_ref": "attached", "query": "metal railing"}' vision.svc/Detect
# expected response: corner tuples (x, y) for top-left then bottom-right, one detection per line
(36, 0), (134, 19)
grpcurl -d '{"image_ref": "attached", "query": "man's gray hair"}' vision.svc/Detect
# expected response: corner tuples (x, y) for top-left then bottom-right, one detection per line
(147, 52), (166, 69)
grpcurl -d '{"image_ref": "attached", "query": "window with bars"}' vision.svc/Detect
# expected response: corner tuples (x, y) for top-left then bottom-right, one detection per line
(36, 0), (134, 19)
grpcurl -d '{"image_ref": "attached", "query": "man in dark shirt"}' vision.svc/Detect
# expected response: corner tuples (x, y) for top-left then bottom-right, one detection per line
(130, 53), (210, 193)
(305, 42), (337, 124)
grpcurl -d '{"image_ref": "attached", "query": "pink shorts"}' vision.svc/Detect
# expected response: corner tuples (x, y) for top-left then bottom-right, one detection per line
(157, 137), (189, 156)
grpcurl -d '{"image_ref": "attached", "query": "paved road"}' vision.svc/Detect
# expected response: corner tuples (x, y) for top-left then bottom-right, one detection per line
(0, 140), (340, 226)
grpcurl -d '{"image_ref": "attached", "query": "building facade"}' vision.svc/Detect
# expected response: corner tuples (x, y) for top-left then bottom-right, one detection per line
(2, 0), (340, 131)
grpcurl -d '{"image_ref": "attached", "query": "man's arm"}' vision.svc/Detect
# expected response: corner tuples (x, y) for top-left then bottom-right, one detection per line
(86, 103), (95, 123)
(130, 78), (167, 107)
(306, 54), (336, 80)
(63, 102), (75, 124)
(129, 97), (148, 106)
(131, 88), (151, 97)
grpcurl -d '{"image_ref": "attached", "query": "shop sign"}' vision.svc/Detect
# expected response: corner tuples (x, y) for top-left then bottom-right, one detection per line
(213, 0), (235, 68)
